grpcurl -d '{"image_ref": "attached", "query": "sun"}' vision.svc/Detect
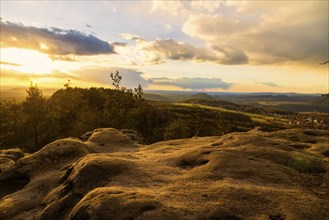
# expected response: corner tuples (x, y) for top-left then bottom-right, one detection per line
(1, 48), (56, 74)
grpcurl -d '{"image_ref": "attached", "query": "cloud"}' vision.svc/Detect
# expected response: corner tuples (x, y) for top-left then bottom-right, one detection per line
(0, 61), (21, 66)
(119, 36), (248, 65)
(1, 65), (233, 91)
(151, 1), (186, 16)
(56, 66), (233, 91)
(48, 55), (79, 62)
(164, 23), (172, 31)
(118, 36), (222, 65)
(1, 66), (149, 89)
(111, 42), (128, 47)
(118, 33), (144, 42)
(71, 67), (149, 88)
(144, 39), (217, 63)
(189, 1), (221, 13)
(255, 82), (280, 88)
(151, 1), (222, 16)
(183, 1), (329, 64)
(1, 20), (116, 56)
(212, 46), (249, 65)
(51, 70), (79, 79)
(148, 77), (232, 90)
(1, 68), (78, 81)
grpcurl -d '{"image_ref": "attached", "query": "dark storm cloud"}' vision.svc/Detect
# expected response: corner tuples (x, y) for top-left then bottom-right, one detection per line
(111, 42), (128, 47)
(1, 20), (116, 56)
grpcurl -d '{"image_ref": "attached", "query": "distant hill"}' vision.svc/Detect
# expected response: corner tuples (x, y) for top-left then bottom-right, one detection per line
(211, 94), (328, 113)
(0, 87), (57, 101)
(142, 93), (172, 102)
(189, 93), (214, 100)
(314, 95), (329, 106)
(182, 98), (294, 117)
(145, 91), (327, 113)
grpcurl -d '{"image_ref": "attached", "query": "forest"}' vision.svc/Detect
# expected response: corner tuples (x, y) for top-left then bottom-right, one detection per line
(0, 72), (263, 152)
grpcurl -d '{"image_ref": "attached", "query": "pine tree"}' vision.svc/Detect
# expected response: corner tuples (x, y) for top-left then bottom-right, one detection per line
(23, 82), (46, 150)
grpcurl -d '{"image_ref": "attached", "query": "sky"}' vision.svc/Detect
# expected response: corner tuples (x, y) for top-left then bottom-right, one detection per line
(0, 0), (328, 94)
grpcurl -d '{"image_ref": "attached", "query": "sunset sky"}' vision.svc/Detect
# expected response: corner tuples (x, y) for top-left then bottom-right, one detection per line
(1, 1), (328, 94)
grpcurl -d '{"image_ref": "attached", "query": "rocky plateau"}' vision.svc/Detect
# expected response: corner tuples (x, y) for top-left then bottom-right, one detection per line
(0, 128), (329, 219)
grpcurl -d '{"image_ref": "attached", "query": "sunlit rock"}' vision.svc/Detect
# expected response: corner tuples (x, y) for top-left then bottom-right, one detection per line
(0, 128), (328, 219)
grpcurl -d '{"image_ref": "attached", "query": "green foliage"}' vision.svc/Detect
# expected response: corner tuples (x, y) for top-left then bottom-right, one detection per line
(110, 71), (122, 90)
(23, 82), (47, 150)
(164, 119), (191, 140)
(125, 102), (170, 143)
(0, 100), (25, 147)
(259, 122), (288, 132)
(134, 84), (144, 101)
(289, 152), (326, 173)
(1, 71), (268, 152)
(64, 79), (72, 89)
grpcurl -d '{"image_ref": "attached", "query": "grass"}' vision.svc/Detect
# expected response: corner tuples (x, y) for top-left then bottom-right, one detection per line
(288, 152), (326, 174)
(175, 103), (288, 123)
(258, 101), (308, 106)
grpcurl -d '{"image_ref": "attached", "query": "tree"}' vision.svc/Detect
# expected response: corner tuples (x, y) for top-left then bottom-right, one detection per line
(48, 87), (85, 136)
(215, 111), (224, 135)
(64, 79), (72, 89)
(23, 82), (47, 150)
(164, 118), (190, 140)
(134, 84), (144, 101)
(105, 71), (145, 128)
(192, 104), (202, 136)
(0, 100), (25, 148)
(110, 71), (122, 90)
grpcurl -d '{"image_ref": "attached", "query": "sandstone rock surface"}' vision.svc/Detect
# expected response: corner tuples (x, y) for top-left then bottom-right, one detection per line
(0, 128), (328, 219)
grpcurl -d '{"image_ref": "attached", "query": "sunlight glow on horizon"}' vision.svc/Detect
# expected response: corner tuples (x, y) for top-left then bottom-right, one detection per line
(0, 1), (328, 93)
(0, 48), (70, 74)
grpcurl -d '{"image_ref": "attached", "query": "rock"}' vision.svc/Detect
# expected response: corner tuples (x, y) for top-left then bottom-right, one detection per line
(69, 187), (180, 220)
(0, 157), (15, 172)
(86, 128), (141, 153)
(88, 128), (135, 145)
(0, 148), (24, 161)
(17, 139), (90, 177)
(65, 154), (137, 195)
(120, 129), (146, 144)
(79, 131), (93, 142)
(0, 128), (328, 219)
(0, 148), (24, 172)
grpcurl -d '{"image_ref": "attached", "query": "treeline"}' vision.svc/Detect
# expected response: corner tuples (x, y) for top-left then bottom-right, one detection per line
(1, 72), (256, 152)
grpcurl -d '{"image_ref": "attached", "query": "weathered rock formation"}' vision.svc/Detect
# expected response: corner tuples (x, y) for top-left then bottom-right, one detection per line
(0, 128), (328, 219)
